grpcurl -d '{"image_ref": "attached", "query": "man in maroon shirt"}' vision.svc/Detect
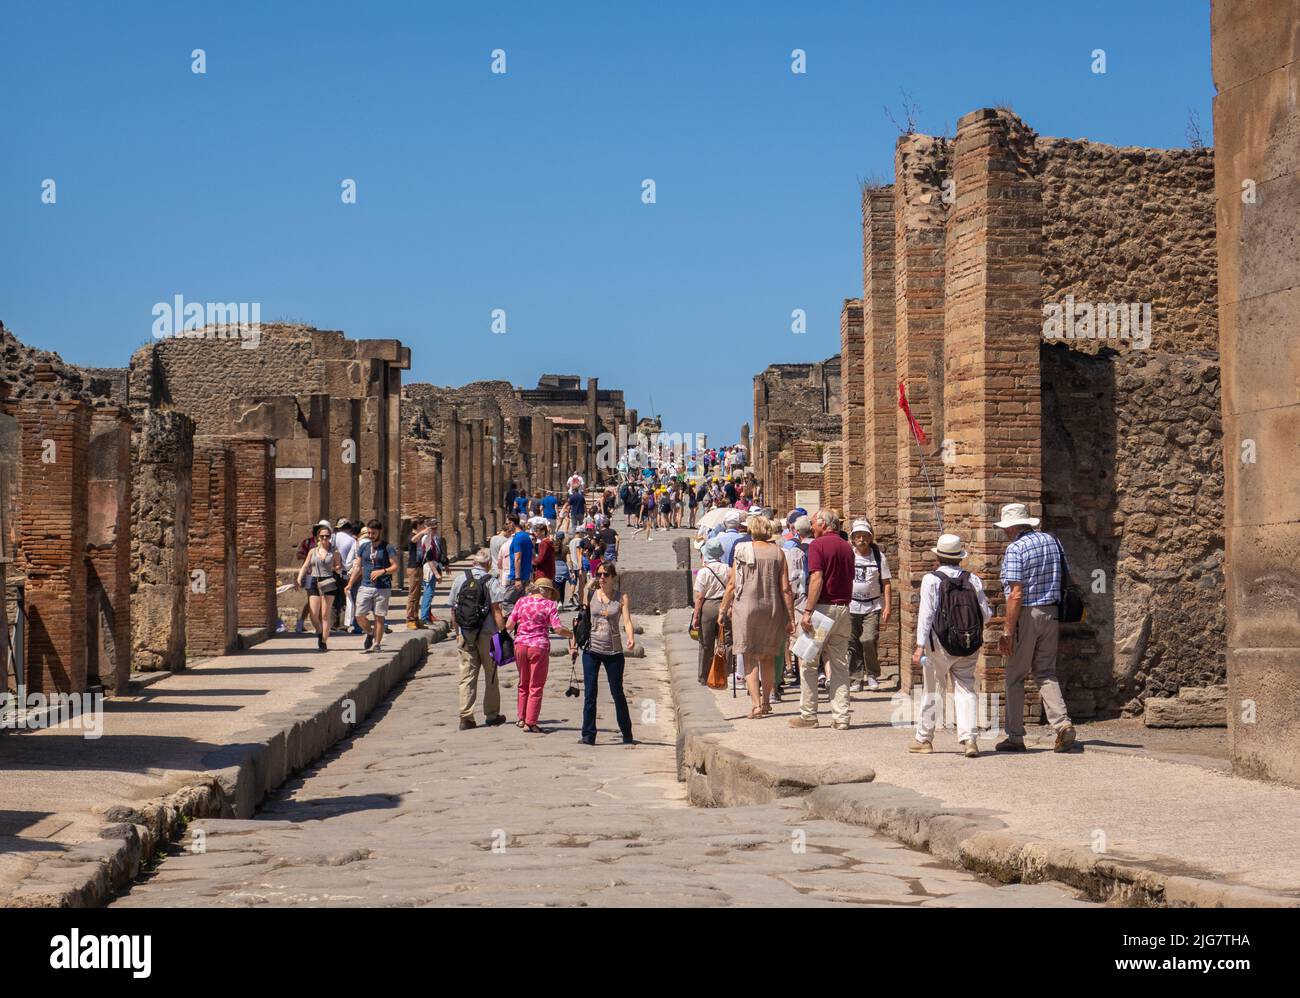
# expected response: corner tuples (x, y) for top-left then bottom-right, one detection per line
(791, 509), (855, 730)
(532, 523), (556, 581)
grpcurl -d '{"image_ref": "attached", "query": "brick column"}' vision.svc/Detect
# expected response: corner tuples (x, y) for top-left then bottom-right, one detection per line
(188, 440), (239, 657)
(232, 436), (277, 632)
(894, 134), (951, 690)
(440, 417), (462, 556)
(839, 299), (866, 516)
(1212, 0), (1300, 785)
(821, 442), (844, 515)
(87, 407), (132, 694)
(19, 398), (90, 694)
(944, 108), (1044, 724)
(470, 419), (487, 544)
(863, 185), (901, 683)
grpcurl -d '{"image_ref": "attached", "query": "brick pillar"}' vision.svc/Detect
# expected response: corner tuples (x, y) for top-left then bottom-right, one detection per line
(19, 398), (90, 694)
(863, 185), (901, 684)
(894, 134), (951, 690)
(944, 108), (1044, 726)
(232, 436), (277, 632)
(586, 377), (600, 479)
(821, 442), (844, 515)
(470, 419), (487, 545)
(188, 440), (239, 657)
(1212, 0), (1300, 785)
(441, 417), (462, 556)
(87, 407), (132, 694)
(329, 397), (361, 525)
(839, 300), (866, 516)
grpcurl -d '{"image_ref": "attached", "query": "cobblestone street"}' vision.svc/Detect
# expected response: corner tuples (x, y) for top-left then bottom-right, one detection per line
(112, 618), (1090, 908)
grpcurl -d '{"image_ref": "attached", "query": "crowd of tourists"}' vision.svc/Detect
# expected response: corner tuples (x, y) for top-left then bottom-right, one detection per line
(690, 498), (1079, 758)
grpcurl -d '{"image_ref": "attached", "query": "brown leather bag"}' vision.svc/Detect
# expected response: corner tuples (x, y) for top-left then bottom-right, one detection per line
(706, 618), (730, 690)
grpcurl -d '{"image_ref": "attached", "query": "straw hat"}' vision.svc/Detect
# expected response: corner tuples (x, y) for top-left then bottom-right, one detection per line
(993, 502), (1041, 529)
(931, 534), (967, 560)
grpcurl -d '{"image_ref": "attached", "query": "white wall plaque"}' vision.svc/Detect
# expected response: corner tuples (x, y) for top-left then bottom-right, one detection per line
(275, 467), (313, 480)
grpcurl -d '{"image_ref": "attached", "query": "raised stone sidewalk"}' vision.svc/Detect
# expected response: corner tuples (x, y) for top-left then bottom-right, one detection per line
(0, 588), (453, 907)
(662, 607), (1300, 907)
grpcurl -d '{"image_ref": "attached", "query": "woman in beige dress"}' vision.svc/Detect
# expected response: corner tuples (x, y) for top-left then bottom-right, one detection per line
(721, 515), (795, 718)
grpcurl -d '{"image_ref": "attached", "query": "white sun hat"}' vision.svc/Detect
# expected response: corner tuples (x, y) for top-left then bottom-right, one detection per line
(931, 533), (967, 559)
(849, 518), (874, 539)
(993, 502), (1041, 529)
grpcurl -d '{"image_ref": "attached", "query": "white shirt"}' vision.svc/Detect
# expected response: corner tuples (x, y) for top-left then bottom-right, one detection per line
(916, 564), (993, 649)
(335, 530), (358, 571)
(850, 547), (892, 615)
(693, 562), (728, 601)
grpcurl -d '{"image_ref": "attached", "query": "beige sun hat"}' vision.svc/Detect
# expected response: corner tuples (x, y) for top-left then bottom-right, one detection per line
(849, 518), (874, 539)
(931, 533), (967, 560)
(993, 502), (1040, 529)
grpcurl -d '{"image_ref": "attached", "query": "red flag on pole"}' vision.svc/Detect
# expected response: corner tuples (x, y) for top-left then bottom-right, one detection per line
(898, 381), (928, 446)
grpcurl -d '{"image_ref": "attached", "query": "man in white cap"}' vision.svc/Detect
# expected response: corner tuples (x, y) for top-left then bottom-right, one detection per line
(848, 519), (892, 692)
(995, 502), (1077, 752)
(715, 509), (745, 564)
(911, 533), (992, 756)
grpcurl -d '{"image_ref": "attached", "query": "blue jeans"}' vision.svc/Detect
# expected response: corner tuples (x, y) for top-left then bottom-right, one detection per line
(419, 575), (438, 621)
(581, 651), (633, 743)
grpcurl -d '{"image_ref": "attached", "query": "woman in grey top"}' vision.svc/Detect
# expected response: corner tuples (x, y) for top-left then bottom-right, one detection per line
(576, 564), (636, 745)
(297, 523), (343, 651)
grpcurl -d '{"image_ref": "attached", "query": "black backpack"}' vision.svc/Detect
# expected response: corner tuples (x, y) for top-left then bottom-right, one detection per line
(454, 569), (492, 632)
(928, 570), (985, 657)
(572, 604), (592, 650)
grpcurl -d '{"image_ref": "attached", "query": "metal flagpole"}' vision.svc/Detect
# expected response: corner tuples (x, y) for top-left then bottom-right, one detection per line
(909, 432), (944, 534)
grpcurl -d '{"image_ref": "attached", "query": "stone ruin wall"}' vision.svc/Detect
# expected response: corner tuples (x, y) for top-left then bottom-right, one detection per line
(1037, 139), (1223, 716)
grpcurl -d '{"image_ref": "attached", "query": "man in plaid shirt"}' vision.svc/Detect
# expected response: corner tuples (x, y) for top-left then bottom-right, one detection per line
(994, 502), (1077, 753)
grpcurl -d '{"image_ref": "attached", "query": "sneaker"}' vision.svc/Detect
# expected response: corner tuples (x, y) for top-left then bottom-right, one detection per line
(484, 715), (508, 727)
(866, 676), (880, 691)
(908, 740), (933, 754)
(458, 718), (477, 731)
(995, 736), (1026, 752)
(849, 680), (864, 693)
(832, 719), (851, 731)
(1053, 725), (1077, 753)
(788, 716), (818, 729)
(963, 738), (980, 758)
(363, 634), (374, 651)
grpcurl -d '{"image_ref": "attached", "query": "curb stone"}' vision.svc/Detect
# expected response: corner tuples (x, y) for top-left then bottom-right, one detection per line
(2, 622), (449, 909)
(660, 608), (1300, 908)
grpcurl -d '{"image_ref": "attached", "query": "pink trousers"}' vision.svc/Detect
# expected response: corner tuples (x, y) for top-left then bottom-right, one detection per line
(515, 644), (550, 726)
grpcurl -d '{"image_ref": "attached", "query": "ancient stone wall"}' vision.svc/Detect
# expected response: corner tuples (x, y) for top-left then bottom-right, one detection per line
(821, 442), (844, 515)
(752, 359), (841, 505)
(232, 437), (277, 632)
(838, 300), (866, 513)
(86, 408), (132, 694)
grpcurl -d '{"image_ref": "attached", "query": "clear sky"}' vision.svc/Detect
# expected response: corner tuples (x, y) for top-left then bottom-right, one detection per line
(1, 1), (1214, 445)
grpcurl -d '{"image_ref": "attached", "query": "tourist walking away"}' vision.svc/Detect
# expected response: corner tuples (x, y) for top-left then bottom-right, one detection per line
(297, 521), (343, 650)
(691, 538), (728, 684)
(504, 515), (534, 616)
(578, 564), (635, 745)
(911, 533), (992, 757)
(334, 517), (358, 632)
(792, 510), (855, 730)
(721, 515), (795, 718)
(540, 489), (558, 531)
(639, 487), (655, 539)
(848, 519), (892, 692)
(995, 503), (1078, 752)
(350, 519), (400, 653)
(781, 514), (811, 685)
(448, 551), (508, 730)
(507, 577), (573, 734)
(404, 520), (428, 630)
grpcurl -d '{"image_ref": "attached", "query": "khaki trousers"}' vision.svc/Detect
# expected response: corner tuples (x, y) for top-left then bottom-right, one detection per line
(799, 603), (851, 724)
(1003, 605), (1071, 739)
(458, 628), (501, 721)
(405, 567), (423, 624)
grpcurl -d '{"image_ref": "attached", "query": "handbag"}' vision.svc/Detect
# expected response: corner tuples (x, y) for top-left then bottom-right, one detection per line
(705, 618), (730, 690)
(1052, 535), (1086, 623)
(316, 575), (339, 595)
(490, 630), (516, 666)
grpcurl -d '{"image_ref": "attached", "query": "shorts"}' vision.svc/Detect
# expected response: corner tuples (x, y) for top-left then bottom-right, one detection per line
(356, 586), (391, 617)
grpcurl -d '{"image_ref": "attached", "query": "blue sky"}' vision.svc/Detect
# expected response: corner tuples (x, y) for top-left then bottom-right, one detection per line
(1, 1), (1214, 444)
